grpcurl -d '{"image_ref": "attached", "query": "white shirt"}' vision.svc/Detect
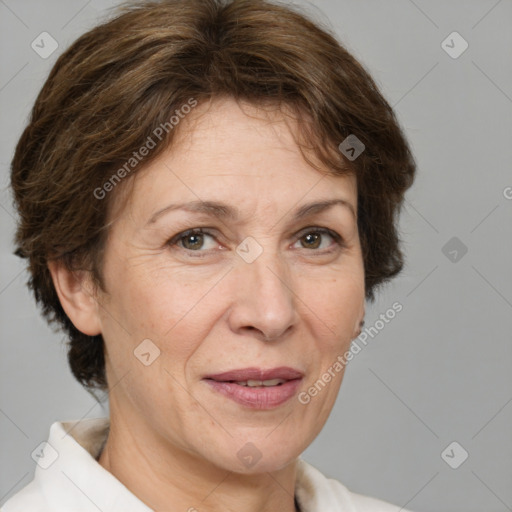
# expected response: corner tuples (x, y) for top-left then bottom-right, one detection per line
(2, 417), (412, 512)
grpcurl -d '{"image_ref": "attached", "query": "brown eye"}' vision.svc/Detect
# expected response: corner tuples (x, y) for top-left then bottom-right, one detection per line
(295, 228), (342, 251)
(181, 232), (205, 250)
(300, 232), (322, 249)
(168, 228), (218, 253)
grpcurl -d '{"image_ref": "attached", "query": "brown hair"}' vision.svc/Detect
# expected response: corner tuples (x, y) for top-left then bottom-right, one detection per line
(10, 0), (415, 392)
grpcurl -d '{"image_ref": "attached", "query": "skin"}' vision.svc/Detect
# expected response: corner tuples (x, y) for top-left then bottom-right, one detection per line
(50, 97), (365, 512)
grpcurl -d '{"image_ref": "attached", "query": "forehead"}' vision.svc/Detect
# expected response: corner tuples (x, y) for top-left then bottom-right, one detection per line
(113, 97), (356, 224)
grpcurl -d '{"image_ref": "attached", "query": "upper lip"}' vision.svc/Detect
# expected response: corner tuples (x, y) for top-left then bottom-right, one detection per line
(204, 367), (304, 382)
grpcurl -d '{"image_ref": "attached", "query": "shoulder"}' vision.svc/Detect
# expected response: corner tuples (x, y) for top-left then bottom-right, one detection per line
(1, 479), (46, 512)
(345, 489), (412, 512)
(1, 418), (111, 512)
(296, 458), (413, 512)
(326, 476), (412, 512)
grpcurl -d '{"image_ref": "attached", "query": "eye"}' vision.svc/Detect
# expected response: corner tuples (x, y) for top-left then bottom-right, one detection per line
(293, 227), (343, 252)
(167, 226), (344, 257)
(169, 228), (219, 253)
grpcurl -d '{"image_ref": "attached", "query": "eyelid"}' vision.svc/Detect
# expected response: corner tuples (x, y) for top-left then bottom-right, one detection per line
(294, 225), (343, 243)
(167, 225), (345, 254)
(292, 226), (346, 252)
(168, 227), (218, 249)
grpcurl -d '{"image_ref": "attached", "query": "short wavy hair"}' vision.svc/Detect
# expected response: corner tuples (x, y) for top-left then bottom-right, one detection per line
(10, 0), (416, 392)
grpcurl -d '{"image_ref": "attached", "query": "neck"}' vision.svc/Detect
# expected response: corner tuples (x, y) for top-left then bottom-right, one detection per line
(97, 412), (300, 512)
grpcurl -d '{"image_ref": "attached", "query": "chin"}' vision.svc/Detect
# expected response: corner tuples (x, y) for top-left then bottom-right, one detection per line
(205, 434), (305, 475)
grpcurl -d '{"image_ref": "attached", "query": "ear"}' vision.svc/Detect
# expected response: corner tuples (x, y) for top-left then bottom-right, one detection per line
(352, 302), (366, 339)
(47, 260), (102, 336)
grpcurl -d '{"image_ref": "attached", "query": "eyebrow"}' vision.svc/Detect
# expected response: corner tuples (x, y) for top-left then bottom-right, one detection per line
(147, 198), (356, 225)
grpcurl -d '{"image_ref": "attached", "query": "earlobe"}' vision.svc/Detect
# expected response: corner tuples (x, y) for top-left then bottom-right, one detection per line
(47, 260), (102, 336)
(354, 318), (364, 339)
(352, 304), (366, 339)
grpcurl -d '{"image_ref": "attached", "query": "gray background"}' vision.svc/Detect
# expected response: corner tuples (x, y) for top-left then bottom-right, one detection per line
(1, 1), (511, 511)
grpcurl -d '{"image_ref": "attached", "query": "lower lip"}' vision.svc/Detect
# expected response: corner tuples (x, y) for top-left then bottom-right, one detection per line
(204, 379), (302, 409)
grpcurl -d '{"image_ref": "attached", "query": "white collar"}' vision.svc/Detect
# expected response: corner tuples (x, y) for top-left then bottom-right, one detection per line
(2, 417), (407, 512)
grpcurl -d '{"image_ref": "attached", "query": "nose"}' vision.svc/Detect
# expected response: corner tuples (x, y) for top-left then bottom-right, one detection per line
(227, 250), (297, 342)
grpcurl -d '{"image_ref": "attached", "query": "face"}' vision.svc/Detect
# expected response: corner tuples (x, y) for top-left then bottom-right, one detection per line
(94, 97), (365, 474)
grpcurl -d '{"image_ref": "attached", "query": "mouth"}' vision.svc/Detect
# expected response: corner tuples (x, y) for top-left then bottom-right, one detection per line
(223, 378), (288, 387)
(203, 367), (303, 409)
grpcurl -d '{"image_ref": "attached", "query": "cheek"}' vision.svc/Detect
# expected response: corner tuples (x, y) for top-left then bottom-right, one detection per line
(301, 269), (365, 341)
(103, 261), (226, 368)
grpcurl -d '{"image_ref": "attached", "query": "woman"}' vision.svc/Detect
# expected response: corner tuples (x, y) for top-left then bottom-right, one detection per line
(4, 0), (416, 510)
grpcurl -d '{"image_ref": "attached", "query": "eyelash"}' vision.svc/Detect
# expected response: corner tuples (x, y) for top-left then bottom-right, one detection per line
(166, 226), (345, 258)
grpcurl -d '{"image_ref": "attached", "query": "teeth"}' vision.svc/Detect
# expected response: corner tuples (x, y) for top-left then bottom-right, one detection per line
(236, 379), (287, 387)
